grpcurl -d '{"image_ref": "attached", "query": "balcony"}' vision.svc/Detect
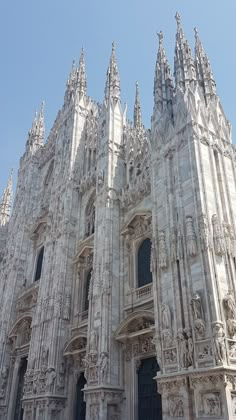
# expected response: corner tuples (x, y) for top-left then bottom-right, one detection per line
(125, 283), (153, 310)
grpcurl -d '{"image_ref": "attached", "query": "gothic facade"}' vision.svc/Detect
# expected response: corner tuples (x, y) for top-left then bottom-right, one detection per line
(1, 13), (236, 420)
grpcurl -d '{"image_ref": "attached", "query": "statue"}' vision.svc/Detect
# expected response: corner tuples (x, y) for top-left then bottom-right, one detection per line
(99, 352), (108, 383)
(223, 291), (236, 338)
(90, 330), (97, 353)
(177, 329), (188, 369)
(191, 293), (205, 338)
(186, 216), (197, 257)
(212, 322), (226, 365)
(46, 367), (56, 392)
(162, 304), (171, 330)
(186, 329), (194, 367)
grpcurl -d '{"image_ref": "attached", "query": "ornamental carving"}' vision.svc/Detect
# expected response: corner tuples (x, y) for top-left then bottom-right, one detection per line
(186, 216), (197, 257)
(199, 213), (209, 250)
(169, 397), (184, 417)
(212, 214), (225, 256)
(158, 231), (168, 268)
(202, 392), (221, 417)
(0, 366), (9, 398)
(223, 222), (236, 256)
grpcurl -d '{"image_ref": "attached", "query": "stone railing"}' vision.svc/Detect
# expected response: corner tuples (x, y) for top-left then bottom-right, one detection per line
(125, 282), (153, 309)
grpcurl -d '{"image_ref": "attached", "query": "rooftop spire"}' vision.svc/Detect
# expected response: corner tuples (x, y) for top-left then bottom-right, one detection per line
(76, 47), (87, 97)
(153, 31), (173, 115)
(37, 101), (45, 140)
(26, 103), (45, 153)
(174, 12), (196, 91)
(133, 82), (142, 128)
(194, 27), (216, 103)
(0, 169), (13, 227)
(104, 42), (120, 102)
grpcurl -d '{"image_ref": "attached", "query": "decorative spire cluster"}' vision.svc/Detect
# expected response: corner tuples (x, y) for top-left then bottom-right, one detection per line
(154, 31), (173, 115)
(0, 169), (13, 227)
(194, 27), (216, 103)
(174, 12), (196, 91)
(104, 42), (121, 103)
(133, 82), (143, 128)
(65, 48), (87, 103)
(26, 101), (45, 151)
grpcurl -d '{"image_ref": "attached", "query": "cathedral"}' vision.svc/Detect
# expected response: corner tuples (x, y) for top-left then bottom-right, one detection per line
(1, 12), (236, 420)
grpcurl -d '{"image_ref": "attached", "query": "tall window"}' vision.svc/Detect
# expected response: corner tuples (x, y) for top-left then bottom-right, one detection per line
(137, 239), (152, 288)
(34, 247), (44, 282)
(84, 269), (92, 311)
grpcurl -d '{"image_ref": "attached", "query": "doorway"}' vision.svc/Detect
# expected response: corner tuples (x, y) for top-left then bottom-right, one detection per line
(75, 372), (86, 420)
(14, 358), (28, 420)
(138, 357), (162, 420)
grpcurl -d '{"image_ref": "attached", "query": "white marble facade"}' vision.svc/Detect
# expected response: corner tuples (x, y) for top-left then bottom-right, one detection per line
(1, 14), (236, 420)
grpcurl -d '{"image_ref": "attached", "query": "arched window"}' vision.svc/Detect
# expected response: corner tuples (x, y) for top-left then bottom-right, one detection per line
(84, 269), (92, 311)
(137, 239), (152, 288)
(34, 247), (44, 282)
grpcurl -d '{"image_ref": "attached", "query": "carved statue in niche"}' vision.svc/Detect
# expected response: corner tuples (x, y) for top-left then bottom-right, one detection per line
(190, 293), (206, 338)
(212, 214), (225, 256)
(199, 213), (209, 250)
(202, 392), (221, 416)
(90, 330), (97, 354)
(158, 231), (168, 269)
(99, 352), (108, 383)
(63, 293), (71, 321)
(45, 367), (56, 392)
(152, 335), (162, 362)
(97, 170), (104, 191)
(56, 362), (65, 390)
(0, 366), (9, 398)
(223, 290), (236, 338)
(186, 216), (197, 257)
(177, 329), (188, 369)
(162, 304), (171, 330)
(21, 320), (31, 346)
(212, 322), (226, 365)
(185, 329), (194, 367)
(41, 346), (49, 367)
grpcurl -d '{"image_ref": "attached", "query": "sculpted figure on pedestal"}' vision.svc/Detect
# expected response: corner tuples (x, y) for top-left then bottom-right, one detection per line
(223, 291), (236, 338)
(177, 329), (188, 369)
(212, 322), (226, 365)
(190, 293), (206, 338)
(99, 352), (108, 383)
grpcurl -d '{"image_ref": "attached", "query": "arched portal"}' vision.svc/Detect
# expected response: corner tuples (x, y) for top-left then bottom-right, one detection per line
(75, 372), (86, 420)
(137, 357), (162, 420)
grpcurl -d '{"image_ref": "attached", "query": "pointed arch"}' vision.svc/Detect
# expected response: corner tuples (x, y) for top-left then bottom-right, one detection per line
(114, 310), (155, 342)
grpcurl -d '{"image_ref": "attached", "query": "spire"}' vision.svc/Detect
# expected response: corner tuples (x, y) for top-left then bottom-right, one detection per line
(174, 12), (196, 91)
(153, 31), (173, 115)
(76, 48), (87, 97)
(133, 82), (142, 128)
(0, 169), (13, 227)
(26, 103), (45, 152)
(64, 59), (77, 104)
(37, 101), (45, 140)
(194, 27), (216, 103)
(104, 42), (120, 102)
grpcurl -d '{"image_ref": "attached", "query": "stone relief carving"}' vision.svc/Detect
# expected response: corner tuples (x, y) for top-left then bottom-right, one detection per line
(97, 170), (104, 192)
(90, 404), (99, 420)
(0, 366), (9, 398)
(56, 362), (65, 391)
(162, 304), (173, 348)
(158, 231), (168, 268)
(223, 290), (236, 338)
(169, 397), (184, 417)
(190, 293), (206, 339)
(186, 216), (197, 257)
(202, 392), (221, 416)
(223, 222), (236, 256)
(212, 214), (225, 256)
(199, 213), (209, 250)
(212, 322), (226, 365)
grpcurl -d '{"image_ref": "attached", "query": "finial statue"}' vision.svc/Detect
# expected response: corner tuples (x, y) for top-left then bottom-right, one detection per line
(157, 31), (163, 47)
(175, 12), (181, 27)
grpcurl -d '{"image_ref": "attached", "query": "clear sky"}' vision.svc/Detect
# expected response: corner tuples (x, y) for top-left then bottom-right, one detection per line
(1, 0), (236, 196)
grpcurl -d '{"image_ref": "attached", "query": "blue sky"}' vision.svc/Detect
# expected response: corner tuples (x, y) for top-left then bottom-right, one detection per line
(1, 0), (236, 196)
